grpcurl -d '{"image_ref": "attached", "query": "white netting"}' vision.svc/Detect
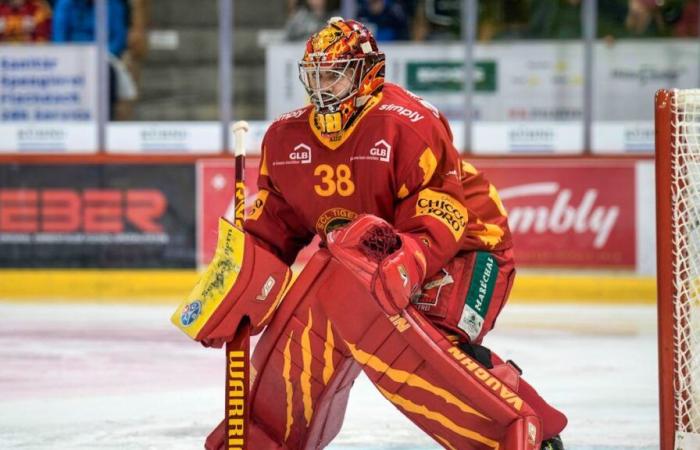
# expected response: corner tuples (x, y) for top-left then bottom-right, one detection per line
(671, 88), (700, 436)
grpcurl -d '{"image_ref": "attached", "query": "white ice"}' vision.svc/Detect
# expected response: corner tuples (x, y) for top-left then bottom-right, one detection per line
(0, 302), (658, 450)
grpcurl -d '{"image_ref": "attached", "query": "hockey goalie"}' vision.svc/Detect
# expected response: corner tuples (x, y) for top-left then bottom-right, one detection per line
(172, 18), (567, 450)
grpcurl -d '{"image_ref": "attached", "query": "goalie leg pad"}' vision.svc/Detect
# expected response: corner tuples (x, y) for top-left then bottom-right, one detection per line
(487, 348), (568, 440)
(171, 218), (292, 346)
(207, 251), (364, 450)
(318, 255), (544, 450)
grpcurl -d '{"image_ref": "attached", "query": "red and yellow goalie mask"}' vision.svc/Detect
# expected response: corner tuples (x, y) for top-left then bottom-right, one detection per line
(298, 18), (385, 136)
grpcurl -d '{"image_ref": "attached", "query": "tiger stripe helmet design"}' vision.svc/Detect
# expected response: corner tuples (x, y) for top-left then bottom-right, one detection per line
(298, 17), (385, 136)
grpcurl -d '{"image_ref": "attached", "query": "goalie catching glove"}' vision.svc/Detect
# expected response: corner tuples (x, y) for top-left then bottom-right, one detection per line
(327, 214), (427, 315)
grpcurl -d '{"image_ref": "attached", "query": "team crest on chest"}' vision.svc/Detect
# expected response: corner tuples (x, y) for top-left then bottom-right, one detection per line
(350, 139), (391, 163)
(273, 143), (312, 166)
(316, 207), (358, 238)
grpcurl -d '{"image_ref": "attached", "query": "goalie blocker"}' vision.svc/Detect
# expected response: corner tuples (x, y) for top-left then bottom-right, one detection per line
(202, 215), (557, 449)
(171, 218), (292, 347)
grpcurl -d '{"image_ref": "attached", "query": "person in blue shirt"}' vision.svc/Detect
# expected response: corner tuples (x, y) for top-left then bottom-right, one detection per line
(357, 0), (410, 41)
(52, 0), (128, 119)
(52, 0), (127, 57)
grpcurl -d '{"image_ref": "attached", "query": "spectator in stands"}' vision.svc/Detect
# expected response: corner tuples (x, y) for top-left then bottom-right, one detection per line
(478, 0), (529, 41)
(285, 0), (340, 41)
(52, 0), (127, 56)
(412, 0), (460, 40)
(528, 0), (633, 41)
(595, 0), (630, 40)
(413, 0), (533, 42)
(625, 0), (665, 36)
(672, 0), (698, 37)
(52, 0), (128, 119)
(625, 0), (694, 37)
(0, 0), (52, 42)
(527, 0), (582, 39)
(116, 0), (148, 120)
(356, 0), (410, 41)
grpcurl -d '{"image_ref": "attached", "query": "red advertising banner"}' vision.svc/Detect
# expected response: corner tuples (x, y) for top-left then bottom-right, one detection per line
(199, 157), (320, 267)
(477, 159), (636, 268)
(199, 158), (636, 269)
(0, 163), (196, 268)
(198, 159), (247, 267)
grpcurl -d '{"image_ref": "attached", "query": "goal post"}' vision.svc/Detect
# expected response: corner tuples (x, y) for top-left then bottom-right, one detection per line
(655, 89), (700, 450)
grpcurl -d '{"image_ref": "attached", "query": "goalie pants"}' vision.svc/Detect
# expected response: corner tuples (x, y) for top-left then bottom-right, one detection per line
(413, 248), (515, 345)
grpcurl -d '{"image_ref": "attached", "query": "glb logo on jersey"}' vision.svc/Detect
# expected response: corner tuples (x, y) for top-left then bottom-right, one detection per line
(370, 139), (391, 162)
(351, 139), (391, 163)
(290, 143), (312, 164)
(273, 143), (312, 166)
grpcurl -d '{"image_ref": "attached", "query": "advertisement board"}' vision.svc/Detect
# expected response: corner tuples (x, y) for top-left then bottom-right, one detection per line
(197, 159), (255, 266)
(198, 158), (638, 270)
(0, 163), (196, 267)
(479, 160), (637, 268)
(266, 40), (696, 153)
(0, 44), (97, 153)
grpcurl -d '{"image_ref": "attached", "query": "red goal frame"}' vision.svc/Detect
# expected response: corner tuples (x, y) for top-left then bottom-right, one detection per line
(656, 88), (676, 450)
(655, 88), (700, 450)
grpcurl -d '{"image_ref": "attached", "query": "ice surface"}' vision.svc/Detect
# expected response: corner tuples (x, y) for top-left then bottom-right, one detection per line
(0, 302), (658, 450)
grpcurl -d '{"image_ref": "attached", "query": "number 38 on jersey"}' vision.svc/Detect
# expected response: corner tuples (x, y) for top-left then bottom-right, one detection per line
(313, 164), (355, 197)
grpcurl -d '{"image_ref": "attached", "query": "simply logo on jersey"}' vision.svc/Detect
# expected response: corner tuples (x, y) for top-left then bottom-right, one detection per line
(273, 143), (312, 166)
(351, 139), (391, 163)
(378, 104), (424, 123)
(274, 107), (306, 123)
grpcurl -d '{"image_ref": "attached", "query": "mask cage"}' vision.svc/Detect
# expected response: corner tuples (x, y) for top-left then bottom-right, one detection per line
(298, 57), (365, 111)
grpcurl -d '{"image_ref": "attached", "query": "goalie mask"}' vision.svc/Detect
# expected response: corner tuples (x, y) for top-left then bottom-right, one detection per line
(299, 18), (385, 136)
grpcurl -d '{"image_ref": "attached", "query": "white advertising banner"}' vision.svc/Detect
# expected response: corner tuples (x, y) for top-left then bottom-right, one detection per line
(266, 40), (698, 154)
(592, 121), (654, 154)
(473, 122), (583, 154)
(0, 44), (98, 152)
(106, 121), (271, 154)
(0, 122), (96, 153)
(107, 122), (222, 153)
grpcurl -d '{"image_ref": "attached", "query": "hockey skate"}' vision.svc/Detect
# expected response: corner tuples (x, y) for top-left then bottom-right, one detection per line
(541, 435), (564, 450)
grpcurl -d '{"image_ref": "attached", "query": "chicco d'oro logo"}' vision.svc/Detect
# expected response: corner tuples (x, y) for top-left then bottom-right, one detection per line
(415, 189), (467, 241)
(180, 300), (202, 326)
(315, 207), (358, 239)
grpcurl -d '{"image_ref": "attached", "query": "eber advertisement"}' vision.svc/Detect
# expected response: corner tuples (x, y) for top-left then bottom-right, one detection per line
(199, 158), (637, 269)
(0, 164), (196, 268)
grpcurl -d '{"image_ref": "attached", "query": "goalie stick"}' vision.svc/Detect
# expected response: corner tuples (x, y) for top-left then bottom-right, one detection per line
(225, 120), (250, 450)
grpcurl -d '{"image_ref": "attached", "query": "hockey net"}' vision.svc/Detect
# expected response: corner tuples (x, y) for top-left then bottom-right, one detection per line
(656, 89), (700, 450)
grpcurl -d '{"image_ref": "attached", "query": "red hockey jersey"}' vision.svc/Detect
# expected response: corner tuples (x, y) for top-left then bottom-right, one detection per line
(244, 83), (511, 276)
